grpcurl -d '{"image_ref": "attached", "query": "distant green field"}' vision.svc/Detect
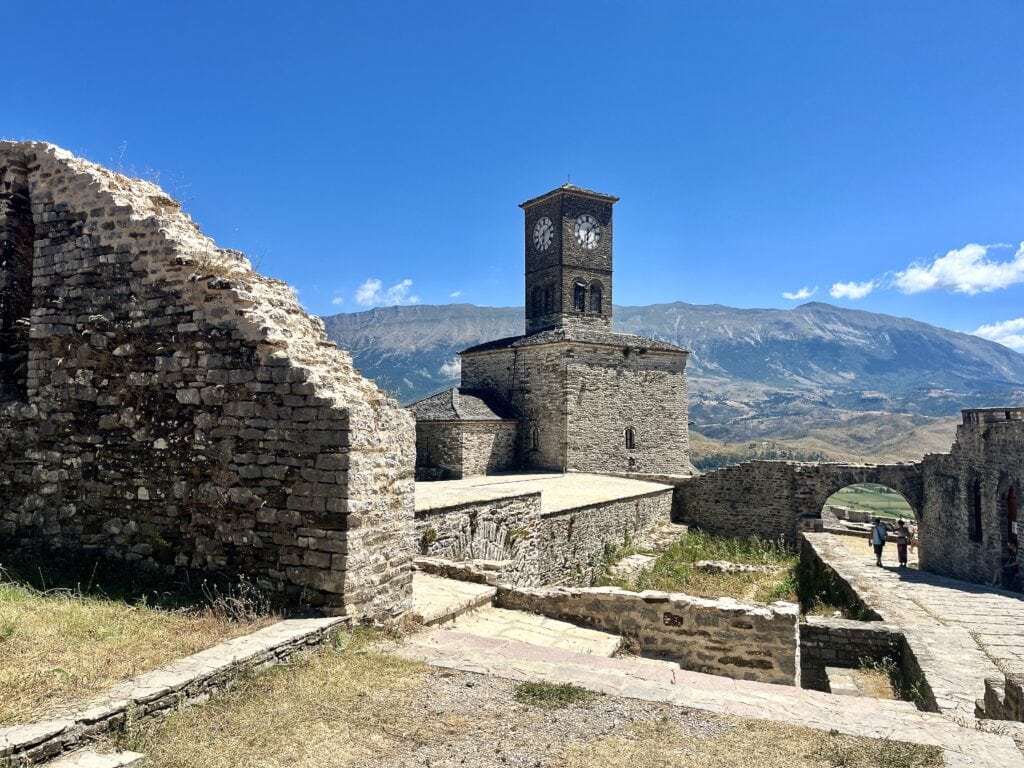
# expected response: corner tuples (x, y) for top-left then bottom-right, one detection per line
(826, 483), (916, 521)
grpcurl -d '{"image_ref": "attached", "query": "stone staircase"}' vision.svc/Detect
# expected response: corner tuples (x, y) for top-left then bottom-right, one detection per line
(406, 572), (1024, 768)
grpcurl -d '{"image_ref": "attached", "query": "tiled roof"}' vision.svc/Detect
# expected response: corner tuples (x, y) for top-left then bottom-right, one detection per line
(460, 327), (687, 355)
(408, 387), (516, 422)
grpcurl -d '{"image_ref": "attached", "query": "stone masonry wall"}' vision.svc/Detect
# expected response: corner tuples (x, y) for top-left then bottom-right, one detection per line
(799, 616), (903, 692)
(535, 490), (673, 585)
(0, 142), (415, 620)
(461, 421), (516, 476)
(920, 410), (1024, 584)
(415, 422), (463, 480)
(496, 585), (799, 685)
(675, 460), (922, 543)
(565, 344), (689, 476)
(415, 493), (541, 586)
(414, 488), (673, 587)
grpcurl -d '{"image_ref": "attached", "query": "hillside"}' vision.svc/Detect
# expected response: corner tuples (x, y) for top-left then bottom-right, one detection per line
(323, 301), (1024, 461)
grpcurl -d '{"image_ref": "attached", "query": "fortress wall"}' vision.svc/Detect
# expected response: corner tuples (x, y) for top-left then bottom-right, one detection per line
(496, 584), (799, 685)
(0, 142), (414, 619)
(460, 421), (516, 476)
(920, 411), (1024, 584)
(414, 492), (542, 585)
(565, 344), (689, 475)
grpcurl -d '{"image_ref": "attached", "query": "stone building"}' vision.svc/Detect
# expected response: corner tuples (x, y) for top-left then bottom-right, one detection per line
(411, 184), (694, 478)
(410, 387), (516, 479)
(0, 142), (415, 620)
(918, 407), (1023, 584)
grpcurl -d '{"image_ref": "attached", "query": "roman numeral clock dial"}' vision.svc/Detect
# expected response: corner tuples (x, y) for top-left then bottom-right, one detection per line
(574, 214), (601, 250)
(533, 216), (554, 251)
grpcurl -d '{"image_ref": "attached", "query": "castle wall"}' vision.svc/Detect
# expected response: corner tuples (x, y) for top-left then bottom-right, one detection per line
(564, 344), (689, 475)
(919, 409), (1024, 584)
(414, 486), (672, 587)
(0, 143), (414, 620)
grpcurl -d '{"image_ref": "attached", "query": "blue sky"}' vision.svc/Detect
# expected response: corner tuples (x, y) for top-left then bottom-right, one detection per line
(6, 2), (1024, 350)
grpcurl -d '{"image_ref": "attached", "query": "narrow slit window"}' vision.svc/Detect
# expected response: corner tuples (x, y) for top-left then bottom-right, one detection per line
(969, 478), (982, 542)
(624, 427), (636, 450)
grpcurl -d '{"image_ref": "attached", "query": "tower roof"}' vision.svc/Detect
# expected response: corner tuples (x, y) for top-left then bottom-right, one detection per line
(518, 183), (620, 209)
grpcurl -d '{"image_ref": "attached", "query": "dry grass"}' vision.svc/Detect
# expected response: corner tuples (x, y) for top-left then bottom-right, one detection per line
(124, 644), (943, 768)
(559, 717), (941, 768)
(0, 578), (272, 725)
(122, 631), (433, 768)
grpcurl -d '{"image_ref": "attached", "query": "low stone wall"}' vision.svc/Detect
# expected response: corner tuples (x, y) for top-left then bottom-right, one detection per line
(414, 488), (673, 587)
(415, 493), (540, 585)
(799, 535), (883, 621)
(535, 490), (673, 585)
(800, 616), (903, 691)
(496, 585), (799, 685)
(0, 615), (346, 766)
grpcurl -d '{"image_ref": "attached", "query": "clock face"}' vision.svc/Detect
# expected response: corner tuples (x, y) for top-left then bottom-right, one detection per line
(574, 214), (601, 250)
(532, 217), (554, 252)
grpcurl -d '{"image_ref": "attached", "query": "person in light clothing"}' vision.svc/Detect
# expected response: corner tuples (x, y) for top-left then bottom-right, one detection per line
(870, 518), (888, 567)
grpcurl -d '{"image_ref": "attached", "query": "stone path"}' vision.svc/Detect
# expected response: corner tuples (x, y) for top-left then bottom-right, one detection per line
(804, 532), (1024, 720)
(397, 626), (1024, 768)
(415, 472), (672, 514)
(449, 606), (622, 656)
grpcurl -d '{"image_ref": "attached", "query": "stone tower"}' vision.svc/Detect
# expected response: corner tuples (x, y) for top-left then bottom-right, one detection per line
(521, 184), (617, 334)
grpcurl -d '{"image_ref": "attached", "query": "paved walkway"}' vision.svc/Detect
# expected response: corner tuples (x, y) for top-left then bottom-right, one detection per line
(415, 472), (672, 513)
(411, 572), (496, 625)
(805, 532), (1024, 720)
(398, 627), (1024, 768)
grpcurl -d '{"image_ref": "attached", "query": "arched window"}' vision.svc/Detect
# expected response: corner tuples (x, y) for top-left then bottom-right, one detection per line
(543, 286), (554, 314)
(969, 478), (982, 542)
(530, 427), (540, 451)
(589, 282), (602, 314)
(572, 281), (586, 312)
(624, 427), (636, 450)
(532, 287), (542, 315)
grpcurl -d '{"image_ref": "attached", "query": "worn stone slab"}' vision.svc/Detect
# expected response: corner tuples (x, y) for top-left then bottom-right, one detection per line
(412, 572), (496, 625)
(415, 472), (672, 514)
(451, 606), (622, 656)
(398, 628), (1024, 768)
(48, 750), (144, 767)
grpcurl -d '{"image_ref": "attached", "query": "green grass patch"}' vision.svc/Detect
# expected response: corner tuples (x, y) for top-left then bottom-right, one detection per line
(513, 681), (596, 709)
(599, 531), (798, 603)
(827, 484), (916, 521)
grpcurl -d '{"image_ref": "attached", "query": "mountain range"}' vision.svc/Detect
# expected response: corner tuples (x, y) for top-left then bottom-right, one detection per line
(322, 301), (1024, 461)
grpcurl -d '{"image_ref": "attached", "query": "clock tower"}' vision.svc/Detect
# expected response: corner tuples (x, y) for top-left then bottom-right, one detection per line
(520, 184), (618, 334)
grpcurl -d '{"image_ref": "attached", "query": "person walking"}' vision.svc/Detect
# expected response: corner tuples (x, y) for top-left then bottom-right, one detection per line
(870, 518), (888, 567)
(895, 519), (910, 568)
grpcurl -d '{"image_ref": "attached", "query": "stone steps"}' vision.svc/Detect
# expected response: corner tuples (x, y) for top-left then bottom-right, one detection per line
(398, 628), (1024, 768)
(411, 573), (497, 626)
(448, 606), (623, 657)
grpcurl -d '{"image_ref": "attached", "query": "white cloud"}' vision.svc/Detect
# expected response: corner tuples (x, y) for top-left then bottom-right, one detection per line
(893, 242), (1024, 295)
(354, 278), (420, 307)
(439, 357), (461, 378)
(829, 280), (877, 300)
(331, 296), (344, 306)
(449, 290), (463, 298)
(974, 317), (1024, 352)
(782, 285), (817, 301)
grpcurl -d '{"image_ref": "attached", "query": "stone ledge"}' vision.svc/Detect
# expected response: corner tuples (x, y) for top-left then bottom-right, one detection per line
(0, 615), (347, 766)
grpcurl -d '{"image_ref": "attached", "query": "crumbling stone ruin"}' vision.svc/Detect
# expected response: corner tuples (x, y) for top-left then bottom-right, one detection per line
(0, 142), (414, 620)
(411, 184), (694, 479)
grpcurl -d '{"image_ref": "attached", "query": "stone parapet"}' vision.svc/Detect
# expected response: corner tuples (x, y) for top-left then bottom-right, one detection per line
(495, 584), (799, 685)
